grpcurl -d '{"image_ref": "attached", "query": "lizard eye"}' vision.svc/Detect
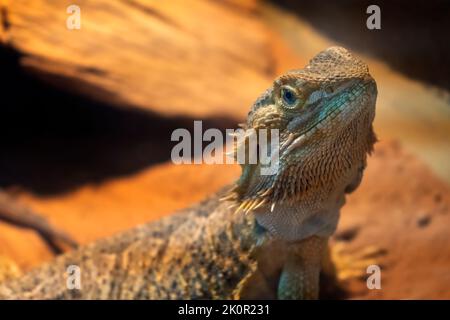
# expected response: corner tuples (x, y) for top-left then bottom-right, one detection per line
(280, 87), (299, 108)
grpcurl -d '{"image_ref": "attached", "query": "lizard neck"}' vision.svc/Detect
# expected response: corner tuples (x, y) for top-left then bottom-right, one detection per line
(252, 170), (351, 242)
(246, 121), (375, 242)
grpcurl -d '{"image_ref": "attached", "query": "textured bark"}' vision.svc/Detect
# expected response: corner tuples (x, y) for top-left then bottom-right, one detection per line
(0, 0), (272, 118)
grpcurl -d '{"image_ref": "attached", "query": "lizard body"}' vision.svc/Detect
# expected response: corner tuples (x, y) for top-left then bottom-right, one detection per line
(0, 47), (377, 299)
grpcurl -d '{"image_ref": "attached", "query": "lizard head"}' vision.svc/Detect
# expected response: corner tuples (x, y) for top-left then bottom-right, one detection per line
(225, 47), (377, 219)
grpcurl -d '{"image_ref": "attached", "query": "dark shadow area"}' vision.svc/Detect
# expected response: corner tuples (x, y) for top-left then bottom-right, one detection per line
(0, 46), (238, 196)
(319, 271), (348, 300)
(272, 0), (450, 91)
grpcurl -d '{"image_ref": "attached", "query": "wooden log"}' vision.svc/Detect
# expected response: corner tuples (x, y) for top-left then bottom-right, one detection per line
(0, 0), (272, 119)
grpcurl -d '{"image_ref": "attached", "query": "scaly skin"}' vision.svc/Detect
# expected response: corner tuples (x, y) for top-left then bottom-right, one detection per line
(0, 47), (377, 299)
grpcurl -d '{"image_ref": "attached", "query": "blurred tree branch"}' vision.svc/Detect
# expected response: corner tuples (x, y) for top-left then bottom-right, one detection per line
(0, 191), (78, 254)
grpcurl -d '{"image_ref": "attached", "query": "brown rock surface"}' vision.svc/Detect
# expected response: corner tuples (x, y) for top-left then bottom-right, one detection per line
(336, 141), (450, 299)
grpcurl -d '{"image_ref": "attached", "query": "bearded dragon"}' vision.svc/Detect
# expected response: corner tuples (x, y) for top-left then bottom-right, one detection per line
(0, 47), (377, 299)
